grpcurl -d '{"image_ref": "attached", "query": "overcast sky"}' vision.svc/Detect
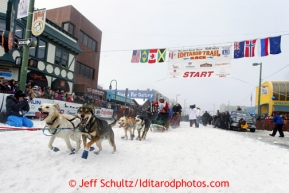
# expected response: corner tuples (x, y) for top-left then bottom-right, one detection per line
(35, 0), (289, 113)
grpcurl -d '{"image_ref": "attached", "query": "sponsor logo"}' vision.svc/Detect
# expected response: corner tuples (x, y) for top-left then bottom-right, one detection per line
(215, 62), (230, 66)
(222, 49), (230, 56)
(200, 63), (213, 67)
(100, 109), (113, 116)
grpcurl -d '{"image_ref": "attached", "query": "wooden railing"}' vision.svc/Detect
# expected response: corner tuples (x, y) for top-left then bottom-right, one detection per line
(256, 120), (289, 131)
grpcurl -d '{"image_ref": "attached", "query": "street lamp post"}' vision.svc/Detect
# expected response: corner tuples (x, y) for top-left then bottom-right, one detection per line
(184, 99), (187, 115)
(109, 80), (117, 114)
(228, 100), (230, 111)
(253, 63), (262, 116)
(176, 94), (180, 103)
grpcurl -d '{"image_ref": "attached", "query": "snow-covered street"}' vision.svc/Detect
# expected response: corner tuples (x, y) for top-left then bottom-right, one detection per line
(0, 121), (288, 193)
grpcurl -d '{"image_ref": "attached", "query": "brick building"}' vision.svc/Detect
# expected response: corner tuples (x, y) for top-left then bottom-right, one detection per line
(46, 5), (105, 100)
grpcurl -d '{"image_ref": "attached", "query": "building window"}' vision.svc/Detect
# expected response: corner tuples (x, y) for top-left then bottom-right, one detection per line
(37, 40), (46, 59)
(62, 22), (74, 35)
(55, 48), (69, 68)
(79, 30), (97, 52)
(79, 31), (83, 42)
(55, 48), (61, 66)
(76, 61), (94, 79)
(29, 36), (37, 57)
(15, 24), (23, 39)
(0, 19), (5, 33)
(62, 51), (68, 68)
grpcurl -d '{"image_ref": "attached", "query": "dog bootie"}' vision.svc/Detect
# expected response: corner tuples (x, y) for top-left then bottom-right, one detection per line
(82, 150), (89, 159)
(89, 147), (95, 151)
(69, 148), (76, 155)
(51, 147), (60, 152)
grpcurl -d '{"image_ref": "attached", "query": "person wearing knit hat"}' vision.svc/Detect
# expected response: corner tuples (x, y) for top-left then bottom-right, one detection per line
(3, 90), (33, 127)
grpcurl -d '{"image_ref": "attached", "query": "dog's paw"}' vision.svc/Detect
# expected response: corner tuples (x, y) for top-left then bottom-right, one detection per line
(131, 134), (135, 138)
(94, 152), (99, 155)
(89, 147), (95, 151)
(81, 150), (89, 159)
(121, 136), (125, 139)
(51, 147), (60, 152)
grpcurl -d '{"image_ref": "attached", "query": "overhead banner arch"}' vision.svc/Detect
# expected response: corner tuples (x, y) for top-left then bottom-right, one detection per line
(167, 45), (232, 78)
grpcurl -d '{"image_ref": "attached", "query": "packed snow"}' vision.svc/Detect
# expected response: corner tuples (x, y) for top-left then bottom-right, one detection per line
(0, 120), (288, 193)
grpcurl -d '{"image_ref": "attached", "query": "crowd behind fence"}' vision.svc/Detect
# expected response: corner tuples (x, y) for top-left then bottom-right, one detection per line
(0, 78), (139, 118)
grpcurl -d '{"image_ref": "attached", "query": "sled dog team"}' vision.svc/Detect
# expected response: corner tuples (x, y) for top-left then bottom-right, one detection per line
(38, 103), (151, 159)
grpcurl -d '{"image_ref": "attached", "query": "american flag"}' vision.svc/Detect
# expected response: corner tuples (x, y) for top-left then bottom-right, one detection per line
(131, 50), (140, 63)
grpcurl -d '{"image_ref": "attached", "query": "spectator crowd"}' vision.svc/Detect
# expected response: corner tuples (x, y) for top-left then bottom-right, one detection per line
(0, 78), (138, 117)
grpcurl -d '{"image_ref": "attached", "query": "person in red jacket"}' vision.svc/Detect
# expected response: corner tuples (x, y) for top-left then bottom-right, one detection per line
(153, 96), (169, 122)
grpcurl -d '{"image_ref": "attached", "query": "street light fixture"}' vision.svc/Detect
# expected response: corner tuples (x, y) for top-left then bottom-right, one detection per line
(252, 62), (262, 117)
(176, 94), (180, 103)
(109, 79), (117, 108)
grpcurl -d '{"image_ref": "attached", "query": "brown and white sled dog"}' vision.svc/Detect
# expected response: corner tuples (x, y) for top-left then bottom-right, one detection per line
(118, 116), (135, 140)
(134, 115), (150, 141)
(77, 106), (117, 159)
(38, 103), (82, 154)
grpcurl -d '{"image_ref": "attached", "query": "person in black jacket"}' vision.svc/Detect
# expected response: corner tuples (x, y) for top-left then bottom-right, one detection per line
(202, 111), (210, 126)
(172, 103), (182, 126)
(5, 90), (33, 127)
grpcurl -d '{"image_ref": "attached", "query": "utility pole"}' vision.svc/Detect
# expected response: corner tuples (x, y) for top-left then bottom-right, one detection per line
(228, 100), (230, 112)
(19, 0), (35, 91)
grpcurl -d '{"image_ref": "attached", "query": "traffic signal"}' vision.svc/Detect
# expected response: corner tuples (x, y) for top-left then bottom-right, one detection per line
(28, 58), (38, 68)
(15, 56), (22, 65)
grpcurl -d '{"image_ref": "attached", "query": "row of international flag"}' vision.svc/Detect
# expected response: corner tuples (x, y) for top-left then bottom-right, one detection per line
(131, 35), (282, 63)
(131, 49), (167, 63)
(233, 36), (281, 58)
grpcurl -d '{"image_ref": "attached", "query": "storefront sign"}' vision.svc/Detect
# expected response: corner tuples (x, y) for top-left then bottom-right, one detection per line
(273, 101), (289, 106)
(86, 88), (104, 96)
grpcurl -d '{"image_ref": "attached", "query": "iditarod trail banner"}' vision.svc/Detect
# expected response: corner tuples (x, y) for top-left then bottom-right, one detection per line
(167, 45), (232, 78)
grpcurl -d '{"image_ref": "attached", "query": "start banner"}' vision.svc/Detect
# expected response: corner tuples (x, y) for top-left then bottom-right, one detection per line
(168, 60), (231, 78)
(167, 45), (232, 78)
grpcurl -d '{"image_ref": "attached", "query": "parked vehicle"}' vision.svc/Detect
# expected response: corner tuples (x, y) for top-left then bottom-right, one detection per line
(230, 111), (256, 132)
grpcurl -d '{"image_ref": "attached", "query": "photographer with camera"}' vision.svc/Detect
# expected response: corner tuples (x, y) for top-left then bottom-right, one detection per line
(4, 90), (33, 127)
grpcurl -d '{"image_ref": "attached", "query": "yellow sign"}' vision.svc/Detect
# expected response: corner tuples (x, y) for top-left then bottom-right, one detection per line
(31, 9), (46, 36)
(273, 101), (289, 106)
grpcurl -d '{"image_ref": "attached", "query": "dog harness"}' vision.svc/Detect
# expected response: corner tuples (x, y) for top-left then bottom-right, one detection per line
(43, 116), (80, 136)
(66, 117), (80, 130)
(46, 116), (60, 135)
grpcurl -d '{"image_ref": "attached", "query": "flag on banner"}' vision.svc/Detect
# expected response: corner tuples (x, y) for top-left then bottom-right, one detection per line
(148, 49), (158, 64)
(269, 36), (281, 55)
(131, 50), (140, 63)
(168, 49), (177, 61)
(260, 38), (269, 57)
(157, 48), (166, 63)
(234, 41), (245, 59)
(140, 50), (149, 63)
(245, 39), (256, 57)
